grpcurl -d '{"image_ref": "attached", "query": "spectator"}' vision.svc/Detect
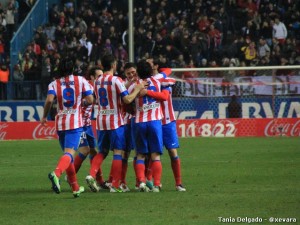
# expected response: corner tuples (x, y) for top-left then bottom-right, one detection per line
(272, 17), (288, 45)
(257, 37), (270, 59)
(5, 3), (15, 40)
(241, 41), (257, 66)
(228, 95), (242, 118)
(40, 56), (52, 99)
(0, 38), (5, 63)
(12, 63), (24, 99)
(259, 20), (273, 47)
(0, 63), (9, 100)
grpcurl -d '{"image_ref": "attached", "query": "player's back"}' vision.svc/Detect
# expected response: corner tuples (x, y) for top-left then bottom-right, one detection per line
(94, 74), (127, 130)
(50, 75), (92, 131)
(130, 77), (163, 123)
(153, 73), (176, 125)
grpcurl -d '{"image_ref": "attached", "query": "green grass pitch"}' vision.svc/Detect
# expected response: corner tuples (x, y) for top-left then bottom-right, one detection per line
(0, 137), (299, 225)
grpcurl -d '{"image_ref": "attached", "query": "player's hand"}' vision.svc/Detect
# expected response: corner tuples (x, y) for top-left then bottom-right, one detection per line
(139, 88), (147, 97)
(41, 118), (47, 126)
(142, 80), (149, 88)
(135, 83), (145, 91)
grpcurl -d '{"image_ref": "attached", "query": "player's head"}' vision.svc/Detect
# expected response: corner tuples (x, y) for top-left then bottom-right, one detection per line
(101, 54), (116, 72)
(89, 66), (103, 81)
(58, 57), (74, 77)
(124, 62), (137, 81)
(146, 56), (160, 74)
(137, 59), (152, 79)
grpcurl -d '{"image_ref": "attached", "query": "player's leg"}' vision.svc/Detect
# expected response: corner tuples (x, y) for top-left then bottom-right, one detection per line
(86, 130), (109, 192)
(163, 121), (186, 191)
(49, 128), (82, 195)
(109, 126), (125, 192)
(74, 146), (89, 173)
(120, 123), (134, 192)
(148, 120), (163, 192)
(74, 126), (96, 173)
(134, 122), (149, 192)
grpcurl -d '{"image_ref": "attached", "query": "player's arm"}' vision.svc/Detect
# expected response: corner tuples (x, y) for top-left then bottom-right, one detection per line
(41, 94), (55, 126)
(141, 88), (170, 101)
(83, 92), (94, 106)
(159, 68), (172, 77)
(82, 80), (94, 105)
(122, 83), (145, 104)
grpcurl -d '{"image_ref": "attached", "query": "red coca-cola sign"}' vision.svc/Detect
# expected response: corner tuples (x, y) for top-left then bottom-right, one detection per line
(0, 119), (299, 140)
(264, 119), (300, 137)
(0, 123), (8, 140)
(33, 123), (57, 139)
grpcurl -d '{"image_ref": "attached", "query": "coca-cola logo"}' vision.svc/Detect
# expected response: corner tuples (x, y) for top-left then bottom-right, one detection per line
(0, 123), (8, 140)
(264, 120), (300, 137)
(33, 124), (57, 139)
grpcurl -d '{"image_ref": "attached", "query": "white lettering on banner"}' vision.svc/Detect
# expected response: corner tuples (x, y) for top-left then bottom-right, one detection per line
(174, 101), (300, 120)
(288, 102), (300, 117)
(0, 106), (44, 121)
(178, 120), (237, 137)
(181, 76), (300, 97)
(218, 103), (228, 119)
(177, 111), (197, 119)
(0, 107), (13, 121)
(0, 123), (8, 140)
(33, 124), (56, 139)
(264, 119), (300, 137)
(17, 106), (36, 121)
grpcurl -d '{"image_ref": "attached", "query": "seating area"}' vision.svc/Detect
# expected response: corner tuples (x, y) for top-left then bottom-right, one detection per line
(1, 0), (300, 100)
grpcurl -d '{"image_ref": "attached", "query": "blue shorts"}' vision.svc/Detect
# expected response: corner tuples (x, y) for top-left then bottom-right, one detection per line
(135, 120), (163, 155)
(79, 125), (96, 148)
(162, 121), (179, 150)
(124, 118), (135, 152)
(57, 127), (83, 151)
(97, 126), (125, 152)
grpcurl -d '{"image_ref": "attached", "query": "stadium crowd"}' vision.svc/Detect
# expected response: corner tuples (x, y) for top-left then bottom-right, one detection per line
(1, 0), (300, 100)
(0, 0), (36, 99)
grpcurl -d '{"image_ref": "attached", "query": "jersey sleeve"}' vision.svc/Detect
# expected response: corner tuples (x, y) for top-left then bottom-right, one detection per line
(116, 77), (129, 98)
(47, 81), (56, 96)
(146, 89), (170, 101)
(159, 77), (176, 87)
(82, 78), (93, 96)
(159, 68), (172, 77)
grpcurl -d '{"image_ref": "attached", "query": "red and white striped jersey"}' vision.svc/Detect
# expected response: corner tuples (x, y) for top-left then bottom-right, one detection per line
(122, 78), (136, 125)
(129, 77), (163, 123)
(153, 73), (176, 125)
(94, 74), (128, 130)
(48, 75), (93, 131)
(82, 81), (94, 126)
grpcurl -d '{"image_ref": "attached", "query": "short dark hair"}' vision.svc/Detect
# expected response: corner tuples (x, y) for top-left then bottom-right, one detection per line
(88, 66), (101, 76)
(124, 62), (136, 70)
(137, 59), (152, 79)
(101, 54), (116, 71)
(59, 57), (74, 77)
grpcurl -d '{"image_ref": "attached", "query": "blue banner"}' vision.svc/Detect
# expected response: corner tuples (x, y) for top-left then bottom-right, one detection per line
(0, 97), (299, 122)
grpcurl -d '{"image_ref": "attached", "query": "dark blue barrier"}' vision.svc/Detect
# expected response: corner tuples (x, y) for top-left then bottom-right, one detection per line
(1, 96), (299, 122)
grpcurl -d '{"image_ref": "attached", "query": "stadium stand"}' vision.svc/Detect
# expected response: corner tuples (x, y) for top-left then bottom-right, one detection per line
(2, 0), (300, 100)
